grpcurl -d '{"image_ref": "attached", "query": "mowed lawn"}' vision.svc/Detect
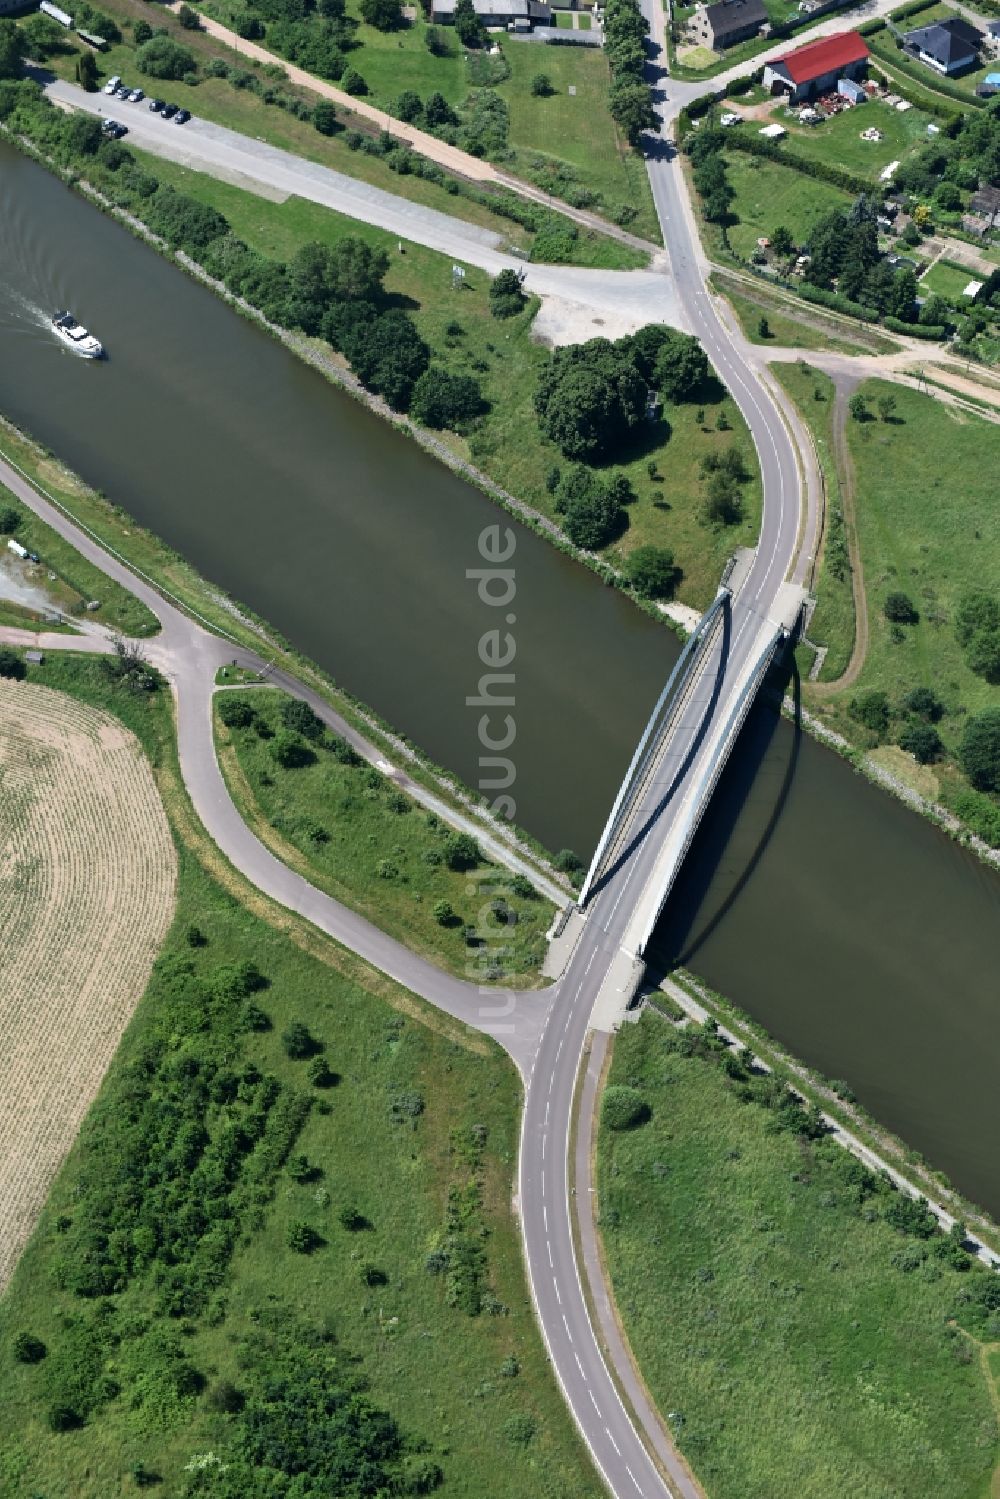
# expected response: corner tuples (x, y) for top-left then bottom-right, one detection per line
(598, 1013), (1000, 1499)
(778, 98), (936, 180)
(131, 155), (755, 607)
(921, 257), (982, 305)
(0, 656), (600, 1499)
(497, 41), (661, 242)
(724, 153), (850, 259)
(841, 381), (1000, 743)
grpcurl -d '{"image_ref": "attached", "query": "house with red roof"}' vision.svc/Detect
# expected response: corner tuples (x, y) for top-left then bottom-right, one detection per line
(762, 29), (870, 102)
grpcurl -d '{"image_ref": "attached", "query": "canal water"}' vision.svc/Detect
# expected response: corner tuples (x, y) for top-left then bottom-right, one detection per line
(2, 144), (999, 1214)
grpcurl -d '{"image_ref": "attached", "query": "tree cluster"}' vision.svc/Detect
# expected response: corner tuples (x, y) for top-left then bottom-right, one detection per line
(955, 589), (1000, 684)
(805, 198), (918, 322)
(552, 465), (632, 549)
(602, 0), (656, 146)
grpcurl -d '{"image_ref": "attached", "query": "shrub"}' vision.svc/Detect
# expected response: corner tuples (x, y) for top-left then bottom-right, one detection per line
(0, 647), (26, 681)
(280, 696), (324, 740)
(13, 1332), (46, 1364)
(603, 1084), (650, 1131)
(287, 1220), (322, 1253)
(624, 544), (680, 599)
(133, 18), (153, 43)
(136, 35), (195, 80)
(903, 685), (942, 721)
(433, 899), (456, 926)
(177, 4), (201, 27)
(360, 0), (403, 26)
(489, 267), (526, 320)
(341, 67), (367, 95)
(849, 689), (891, 737)
(884, 1192), (937, 1239)
(217, 694), (257, 729)
(884, 591), (918, 624)
(959, 709), (1000, 792)
(444, 832), (479, 870)
(360, 1261), (387, 1285)
(0, 504), (20, 533)
(287, 1153), (317, 1182)
(236, 13), (266, 37)
(307, 1053), (336, 1087)
(410, 368), (485, 430)
(282, 1021), (319, 1059)
(530, 72), (553, 96)
(339, 1205), (367, 1231)
(312, 100), (337, 135)
(206, 1379), (245, 1413)
(271, 732), (315, 768)
(899, 721), (941, 764)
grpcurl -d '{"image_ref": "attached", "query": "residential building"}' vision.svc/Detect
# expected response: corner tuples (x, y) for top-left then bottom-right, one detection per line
(430, 0), (552, 24)
(762, 29), (869, 101)
(902, 16), (983, 75)
(688, 0), (768, 52)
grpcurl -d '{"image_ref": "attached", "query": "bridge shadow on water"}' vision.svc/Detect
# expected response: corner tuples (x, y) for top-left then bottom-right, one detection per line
(588, 601), (733, 902)
(644, 647), (803, 985)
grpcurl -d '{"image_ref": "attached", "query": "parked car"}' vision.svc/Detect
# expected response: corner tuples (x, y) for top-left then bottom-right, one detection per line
(101, 117), (125, 136)
(148, 97), (165, 112)
(174, 108), (191, 124)
(102, 73), (121, 94)
(162, 102), (178, 118)
(128, 87), (144, 102)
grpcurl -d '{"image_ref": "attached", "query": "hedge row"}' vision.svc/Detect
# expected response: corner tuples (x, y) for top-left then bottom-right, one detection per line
(797, 282), (880, 322)
(884, 315), (947, 338)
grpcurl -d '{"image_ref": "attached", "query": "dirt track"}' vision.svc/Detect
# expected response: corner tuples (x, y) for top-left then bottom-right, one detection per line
(0, 682), (176, 1290)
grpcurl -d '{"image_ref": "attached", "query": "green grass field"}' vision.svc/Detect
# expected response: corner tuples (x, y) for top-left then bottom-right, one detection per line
(598, 1011), (1000, 1499)
(117, 153), (756, 607)
(215, 688), (553, 982)
(921, 257), (982, 305)
(713, 277), (873, 355)
(0, 654), (600, 1498)
(497, 40), (661, 243)
(723, 153), (851, 261)
(777, 98), (936, 180)
(837, 381), (1000, 733)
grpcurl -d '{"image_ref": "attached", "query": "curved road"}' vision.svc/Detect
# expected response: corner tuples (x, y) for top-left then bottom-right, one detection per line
(6, 33), (814, 1494)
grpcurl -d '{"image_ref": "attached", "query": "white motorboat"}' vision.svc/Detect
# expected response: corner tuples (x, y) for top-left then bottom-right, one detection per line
(51, 311), (104, 359)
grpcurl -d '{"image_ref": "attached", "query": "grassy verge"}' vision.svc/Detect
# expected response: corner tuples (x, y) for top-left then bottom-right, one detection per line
(0, 473), (158, 636)
(598, 1009), (1000, 1499)
(723, 152), (851, 262)
(711, 274), (874, 355)
(771, 362), (855, 680)
(99, 150), (759, 608)
(0, 652), (601, 1499)
(214, 687), (554, 983)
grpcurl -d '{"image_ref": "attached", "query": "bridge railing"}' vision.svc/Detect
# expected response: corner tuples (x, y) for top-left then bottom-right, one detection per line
(630, 620), (786, 958)
(578, 586), (730, 908)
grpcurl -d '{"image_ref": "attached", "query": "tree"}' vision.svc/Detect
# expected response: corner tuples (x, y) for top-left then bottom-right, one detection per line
(934, 179), (961, 212)
(899, 721), (942, 764)
(312, 100), (337, 134)
(409, 368), (485, 429)
(360, 0), (403, 25)
(395, 88), (423, 123)
(453, 0), (485, 46)
(425, 24), (449, 55)
(770, 224), (794, 257)
(0, 505), (20, 534)
(966, 629), (1000, 683)
(876, 393), (897, 423)
(609, 79), (656, 146)
(960, 709), (1000, 790)
(884, 591), (917, 624)
(133, 17), (153, 42)
(13, 1332), (46, 1364)
(75, 49), (99, 91)
(535, 337), (647, 462)
(433, 899), (456, 925)
(342, 308), (430, 410)
(0, 648), (26, 681)
(136, 35), (196, 80)
(489, 267), (526, 320)
(530, 72), (553, 97)
(603, 1085), (650, 1131)
(282, 1021), (319, 1058)
(307, 1053), (335, 1087)
(955, 590), (1000, 648)
(177, 3), (201, 27)
(444, 832), (480, 870)
(624, 544), (680, 599)
(704, 470), (742, 526)
(561, 480), (627, 550)
(849, 392), (869, 423)
(757, 315), (770, 339)
(340, 1205), (367, 1230)
(236, 11), (265, 34)
(888, 267), (918, 323)
(424, 90), (457, 127)
(655, 332), (710, 403)
(0, 19), (26, 80)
